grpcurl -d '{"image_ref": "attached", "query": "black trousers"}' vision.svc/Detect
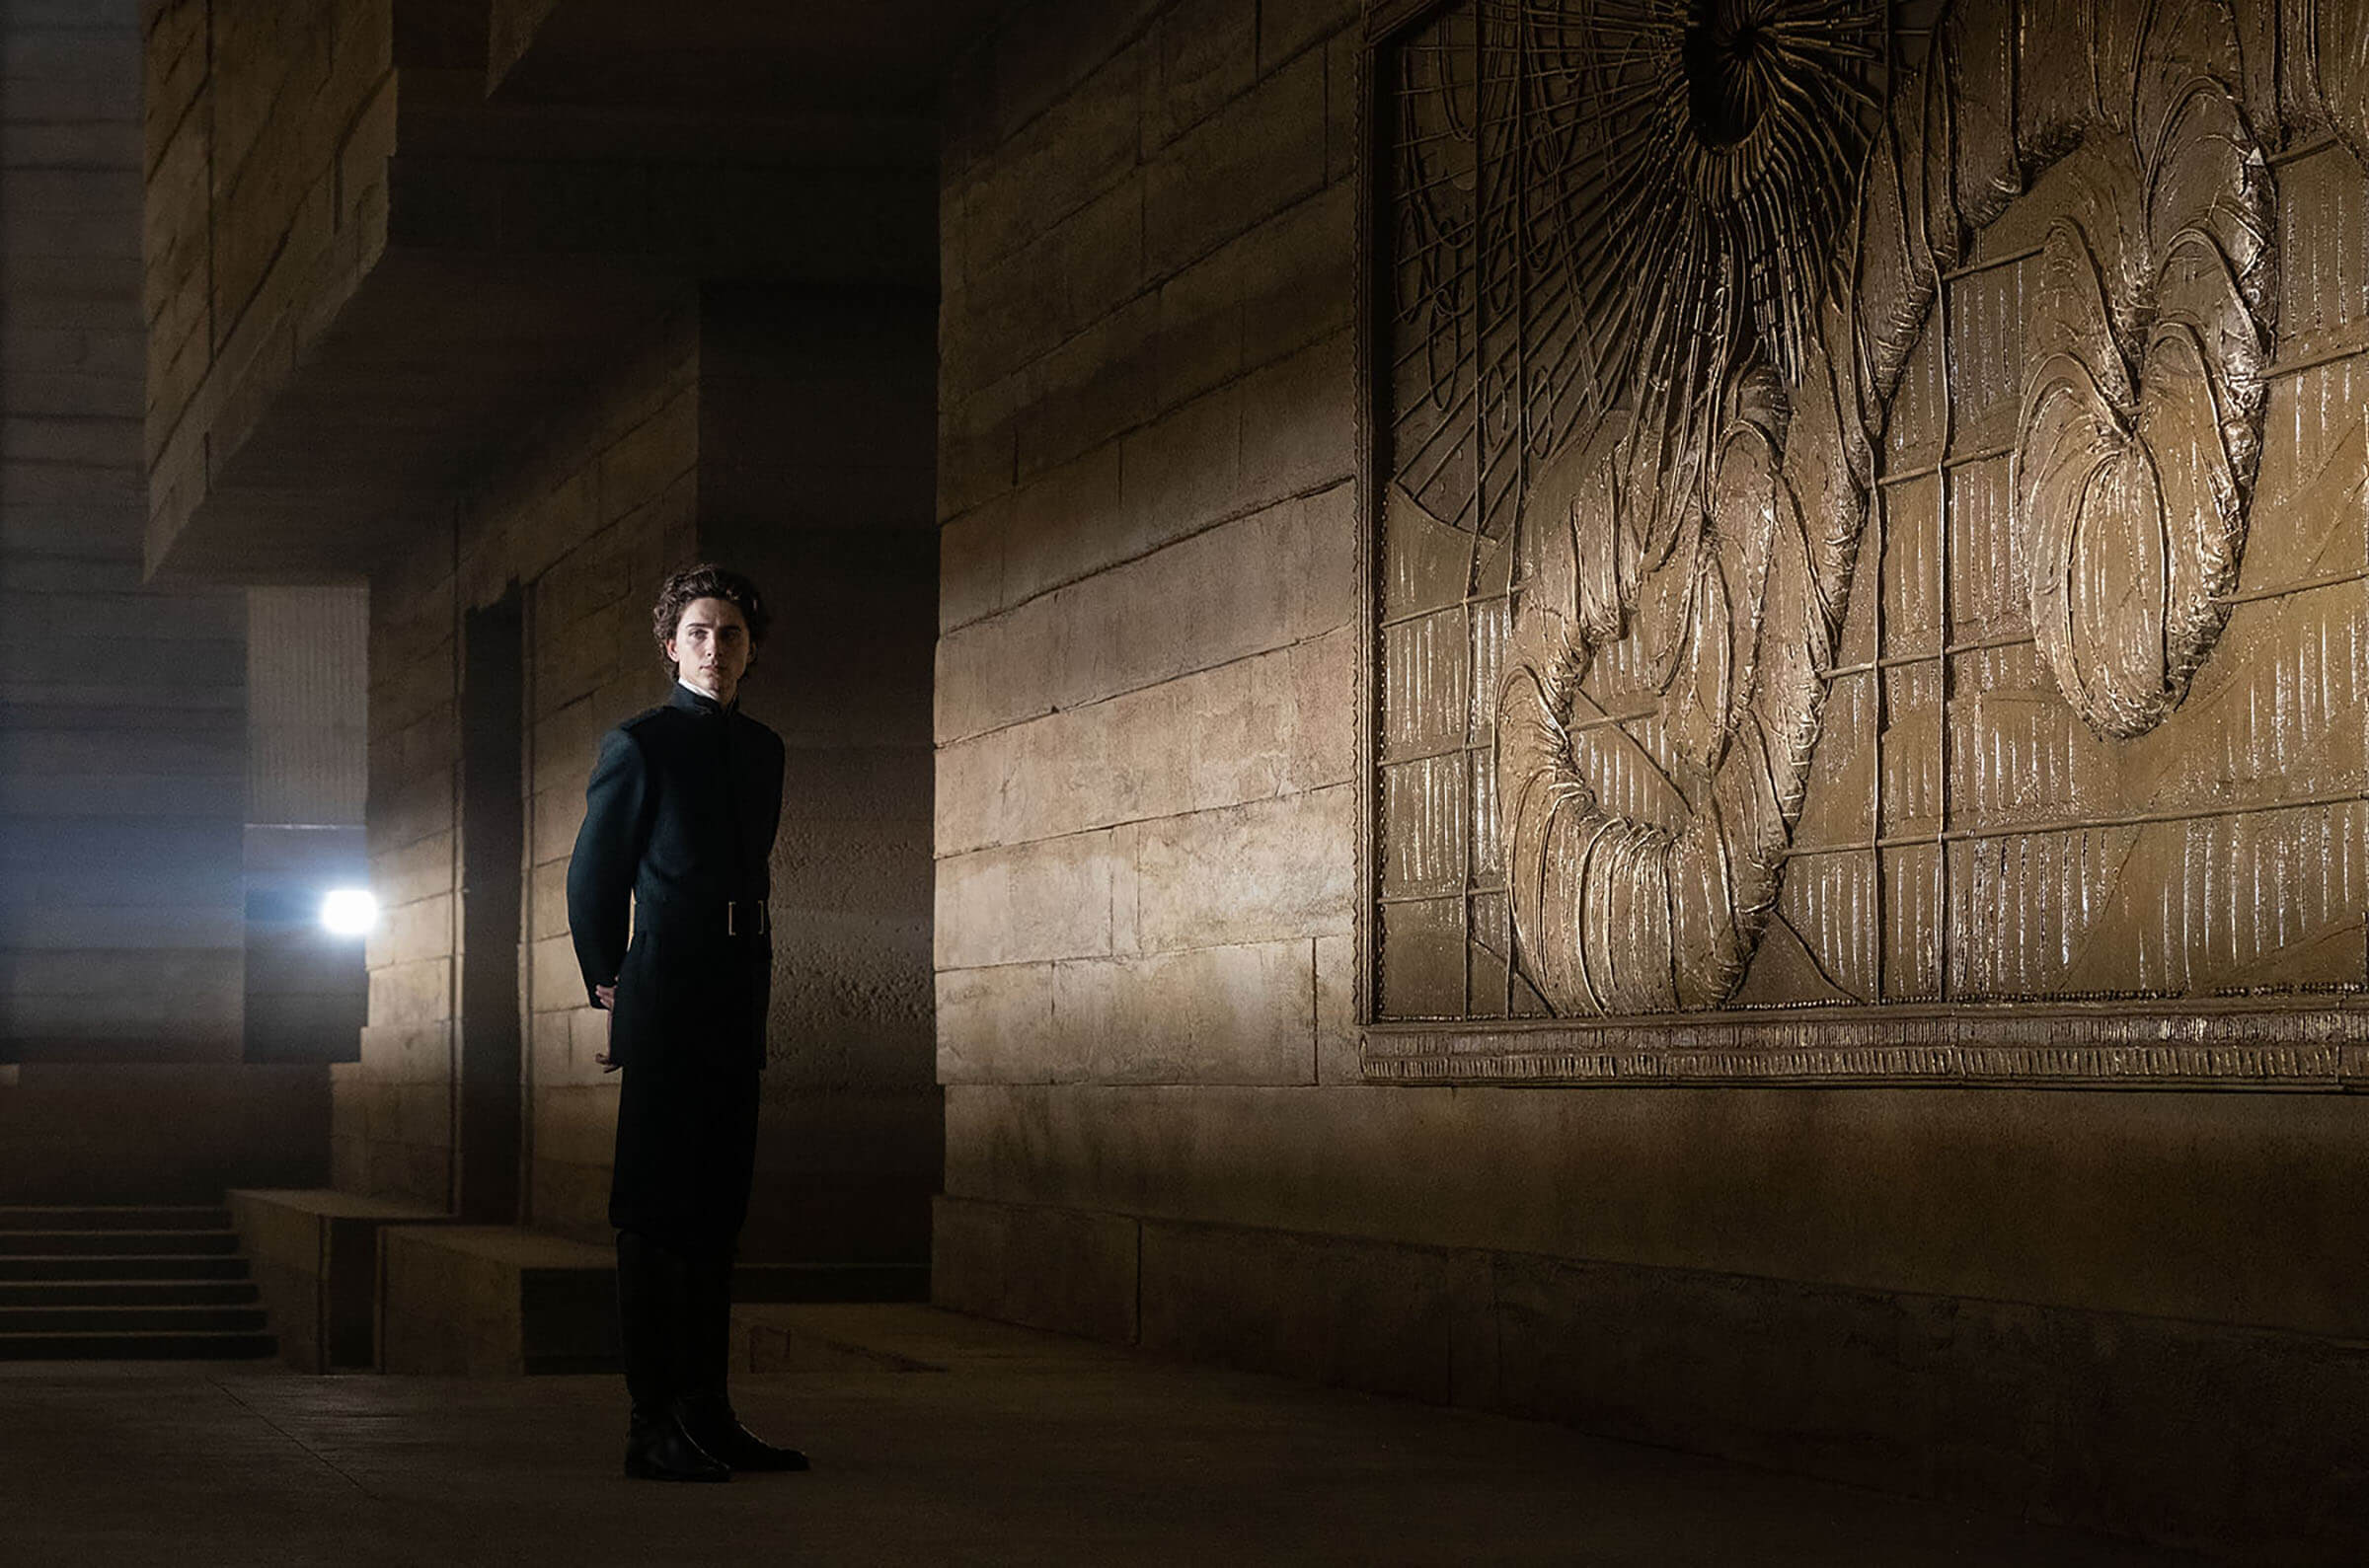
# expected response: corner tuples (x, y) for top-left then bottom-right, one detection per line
(616, 1228), (736, 1416)
(609, 1056), (760, 1417)
(610, 1059), (761, 1241)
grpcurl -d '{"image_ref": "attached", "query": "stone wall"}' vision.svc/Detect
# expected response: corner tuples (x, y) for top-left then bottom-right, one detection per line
(700, 288), (943, 1267)
(930, 0), (2369, 1553)
(1, 0), (248, 1064)
(349, 289), (942, 1267)
(141, 0), (423, 566)
(351, 305), (698, 1210)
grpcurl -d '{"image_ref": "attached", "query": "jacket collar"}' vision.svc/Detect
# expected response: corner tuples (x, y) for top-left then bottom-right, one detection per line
(670, 681), (731, 717)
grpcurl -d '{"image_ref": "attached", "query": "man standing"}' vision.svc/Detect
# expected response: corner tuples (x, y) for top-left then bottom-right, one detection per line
(567, 562), (806, 1482)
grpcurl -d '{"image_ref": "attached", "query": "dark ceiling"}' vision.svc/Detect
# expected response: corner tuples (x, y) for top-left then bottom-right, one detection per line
(489, 0), (1017, 114)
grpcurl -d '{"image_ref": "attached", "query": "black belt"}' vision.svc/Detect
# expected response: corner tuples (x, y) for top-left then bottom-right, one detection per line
(636, 897), (768, 938)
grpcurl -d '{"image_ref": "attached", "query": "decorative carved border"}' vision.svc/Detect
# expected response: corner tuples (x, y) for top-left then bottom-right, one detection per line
(1352, 0), (2369, 1090)
(1364, 1004), (2369, 1087)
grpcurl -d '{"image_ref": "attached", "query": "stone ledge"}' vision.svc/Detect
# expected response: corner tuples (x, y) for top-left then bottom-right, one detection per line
(731, 1302), (1129, 1376)
(226, 1187), (453, 1373)
(934, 1194), (2369, 1557)
(377, 1224), (618, 1376)
(376, 1227), (934, 1377)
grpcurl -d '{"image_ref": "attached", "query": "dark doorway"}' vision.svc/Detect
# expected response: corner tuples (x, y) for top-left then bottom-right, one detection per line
(458, 589), (525, 1223)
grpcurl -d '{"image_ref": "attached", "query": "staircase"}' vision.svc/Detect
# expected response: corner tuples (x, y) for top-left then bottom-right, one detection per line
(0, 1205), (275, 1361)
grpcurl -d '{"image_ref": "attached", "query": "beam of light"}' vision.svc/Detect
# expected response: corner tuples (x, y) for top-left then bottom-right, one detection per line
(319, 888), (379, 937)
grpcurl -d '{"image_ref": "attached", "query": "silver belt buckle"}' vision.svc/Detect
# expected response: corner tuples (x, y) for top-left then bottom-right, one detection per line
(727, 900), (738, 936)
(726, 900), (766, 936)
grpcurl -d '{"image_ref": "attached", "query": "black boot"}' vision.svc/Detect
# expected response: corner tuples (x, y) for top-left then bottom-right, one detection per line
(624, 1406), (730, 1482)
(679, 1394), (808, 1472)
(675, 1245), (809, 1472)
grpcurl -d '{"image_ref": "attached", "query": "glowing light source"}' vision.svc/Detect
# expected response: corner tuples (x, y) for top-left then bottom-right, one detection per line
(320, 888), (379, 936)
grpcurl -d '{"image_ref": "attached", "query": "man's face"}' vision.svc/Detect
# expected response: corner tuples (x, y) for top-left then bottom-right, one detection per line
(667, 596), (753, 706)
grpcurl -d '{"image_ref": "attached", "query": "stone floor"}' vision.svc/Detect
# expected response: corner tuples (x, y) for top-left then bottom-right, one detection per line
(0, 1307), (2227, 1566)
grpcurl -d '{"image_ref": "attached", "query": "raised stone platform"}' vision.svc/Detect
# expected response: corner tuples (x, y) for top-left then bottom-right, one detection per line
(377, 1223), (934, 1377)
(225, 1189), (453, 1373)
(378, 1226), (620, 1376)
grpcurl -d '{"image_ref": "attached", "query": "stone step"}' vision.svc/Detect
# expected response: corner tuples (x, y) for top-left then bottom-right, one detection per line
(0, 1329), (275, 1362)
(0, 1231), (239, 1257)
(0, 1279), (259, 1307)
(0, 1207), (230, 1232)
(0, 1254), (251, 1282)
(0, 1304), (267, 1333)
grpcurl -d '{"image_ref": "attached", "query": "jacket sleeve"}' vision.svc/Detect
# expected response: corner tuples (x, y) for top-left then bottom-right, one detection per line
(567, 726), (653, 1008)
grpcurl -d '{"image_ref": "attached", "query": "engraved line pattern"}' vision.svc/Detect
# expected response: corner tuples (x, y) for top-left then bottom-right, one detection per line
(1370, 0), (2369, 1068)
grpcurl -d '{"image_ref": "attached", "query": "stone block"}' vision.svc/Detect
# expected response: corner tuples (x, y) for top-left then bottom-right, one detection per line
(1490, 1250), (2369, 1552)
(377, 1225), (618, 1375)
(526, 933), (578, 1013)
(1154, 181), (1351, 410)
(942, 939), (1317, 1087)
(529, 1158), (610, 1242)
(1144, 48), (1325, 278)
(962, 39), (1143, 269)
(366, 956), (449, 1027)
(1259, 0), (1359, 70)
(532, 1083), (618, 1166)
(213, 157), (333, 369)
(142, 0), (206, 170)
(393, 1082), (446, 1148)
(370, 1138), (449, 1210)
(377, 890), (451, 968)
(527, 859), (569, 941)
(533, 600), (622, 720)
(1134, 784), (1357, 952)
(596, 386), (697, 523)
(950, 1083), (2369, 1343)
(226, 1187), (453, 1372)
(372, 641), (455, 735)
(1051, 939), (1317, 1084)
(369, 828), (451, 909)
(1113, 373), (1241, 558)
(989, 441), (1124, 618)
(1014, 291), (1159, 479)
(1143, 0), (1258, 150)
(938, 493), (1010, 633)
(936, 628), (1355, 854)
(931, 1194), (1139, 1344)
(937, 961), (1056, 1083)
(531, 693), (607, 797)
(944, 174), (1147, 401)
(356, 1022), (451, 1090)
(1138, 1219), (1496, 1404)
(937, 369), (1023, 521)
(1237, 329), (1353, 502)
(934, 831), (1118, 969)
(552, 1008), (618, 1087)
(336, 72), (397, 233)
(528, 786), (583, 869)
(936, 485), (1356, 743)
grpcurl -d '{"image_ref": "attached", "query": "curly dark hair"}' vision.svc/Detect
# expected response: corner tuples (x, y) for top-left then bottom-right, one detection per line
(650, 562), (771, 673)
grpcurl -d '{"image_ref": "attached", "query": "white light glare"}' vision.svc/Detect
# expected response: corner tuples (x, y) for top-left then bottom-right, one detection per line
(320, 888), (379, 936)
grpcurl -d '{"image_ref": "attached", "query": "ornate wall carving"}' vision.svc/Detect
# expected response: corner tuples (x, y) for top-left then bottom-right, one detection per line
(1362, 0), (2369, 1082)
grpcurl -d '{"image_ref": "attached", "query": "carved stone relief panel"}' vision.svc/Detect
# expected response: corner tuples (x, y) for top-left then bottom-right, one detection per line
(1363, 0), (2369, 1083)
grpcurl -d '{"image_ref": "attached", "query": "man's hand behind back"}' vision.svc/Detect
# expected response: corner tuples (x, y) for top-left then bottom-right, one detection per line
(593, 983), (622, 1073)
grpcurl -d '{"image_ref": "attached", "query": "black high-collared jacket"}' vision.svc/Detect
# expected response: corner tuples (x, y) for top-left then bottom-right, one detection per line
(566, 683), (786, 1072)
